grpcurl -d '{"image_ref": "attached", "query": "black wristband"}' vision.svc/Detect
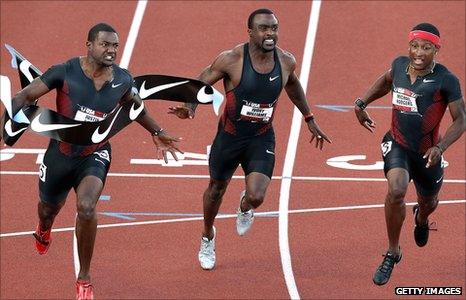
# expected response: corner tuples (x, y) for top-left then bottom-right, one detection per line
(355, 98), (367, 110)
(151, 128), (164, 136)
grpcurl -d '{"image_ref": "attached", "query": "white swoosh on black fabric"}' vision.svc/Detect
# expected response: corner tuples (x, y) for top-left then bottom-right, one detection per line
(197, 86), (213, 103)
(129, 101), (145, 120)
(139, 80), (189, 99)
(30, 113), (81, 132)
(91, 106), (123, 143)
(4, 120), (28, 137)
(19, 60), (34, 83)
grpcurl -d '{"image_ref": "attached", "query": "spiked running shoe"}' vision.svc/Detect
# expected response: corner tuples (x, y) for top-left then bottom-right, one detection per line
(412, 204), (437, 247)
(33, 225), (52, 255)
(198, 226), (216, 270)
(76, 279), (94, 300)
(236, 190), (254, 236)
(373, 249), (402, 286)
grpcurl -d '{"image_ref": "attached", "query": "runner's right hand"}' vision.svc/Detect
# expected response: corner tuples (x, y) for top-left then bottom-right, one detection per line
(168, 106), (195, 119)
(354, 108), (376, 132)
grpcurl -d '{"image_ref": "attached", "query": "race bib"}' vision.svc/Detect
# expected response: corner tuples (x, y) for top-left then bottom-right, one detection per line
(74, 105), (107, 122)
(240, 101), (274, 122)
(392, 87), (419, 113)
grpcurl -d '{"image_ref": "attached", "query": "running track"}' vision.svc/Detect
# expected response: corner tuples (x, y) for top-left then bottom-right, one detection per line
(1, 1), (464, 299)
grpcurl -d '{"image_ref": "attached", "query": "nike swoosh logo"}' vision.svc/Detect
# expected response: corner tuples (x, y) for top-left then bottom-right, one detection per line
(266, 149), (275, 155)
(197, 86), (213, 103)
(129, 101), (145, 120)
(91, 106), (123, 143)
(139, 80), (189, 99)
(436, 175), (444, 183)
(30, 113), (81, 132)
(423, 79), (435, 83)
(19, 60), (34, 83)
(269, 76), (279, 82)
(4, 119), (28, 136)
(112, 83), (123, 88)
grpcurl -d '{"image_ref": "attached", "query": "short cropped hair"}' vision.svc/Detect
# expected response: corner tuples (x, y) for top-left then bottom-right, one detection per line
(87, 23), (117, 42)
(412, 23), (440, 37)
(247, 8), (275, 29)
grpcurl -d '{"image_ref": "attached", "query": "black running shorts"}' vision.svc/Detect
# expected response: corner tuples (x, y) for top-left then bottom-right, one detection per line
(381, 132), (443, 196)
(38, 141), (112, 204)
(209, 129), (275, 181)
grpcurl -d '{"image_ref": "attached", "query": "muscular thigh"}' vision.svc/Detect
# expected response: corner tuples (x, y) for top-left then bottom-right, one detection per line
(241, 129), (275, 179)
(39, 146), (76, 204)
(73, 145), (112, 190)
(408, 151), (443, 196)
(381, 132), (409, 176)
(209, 131), (243, 181)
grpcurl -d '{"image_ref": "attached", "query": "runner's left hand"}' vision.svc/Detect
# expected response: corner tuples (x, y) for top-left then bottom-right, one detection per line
(151, 131), (183, 163)
(423, 146), (442, 168)
(307, 120), (331, 150)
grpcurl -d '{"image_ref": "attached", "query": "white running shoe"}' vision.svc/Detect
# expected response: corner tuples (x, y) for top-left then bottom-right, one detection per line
(236, 190), (254, 236)
(198, 226), (216, 270)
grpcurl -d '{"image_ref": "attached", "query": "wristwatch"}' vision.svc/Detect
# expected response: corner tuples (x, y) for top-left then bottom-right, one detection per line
(354, 98), (367, 110)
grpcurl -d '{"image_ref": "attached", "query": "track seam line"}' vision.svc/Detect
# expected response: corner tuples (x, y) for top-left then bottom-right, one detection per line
(1, 171), (465, 183)
(279, 1), (321, 299)
(3, 200), (464, 238)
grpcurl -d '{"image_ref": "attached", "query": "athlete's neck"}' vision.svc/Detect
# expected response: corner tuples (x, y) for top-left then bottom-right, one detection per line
(249, 43), (274, 61)
(81, 56), (113, 79)
(408, 61), (435, 77)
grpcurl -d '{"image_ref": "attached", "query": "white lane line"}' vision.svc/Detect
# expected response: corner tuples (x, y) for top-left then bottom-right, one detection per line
(279, 1), (321, 299)
(2, 171), (464, 183)
(2, 199), (464, 238)
(118, 0), (147, 69)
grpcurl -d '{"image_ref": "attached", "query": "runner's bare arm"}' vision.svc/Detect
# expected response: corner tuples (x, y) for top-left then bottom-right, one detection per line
(168, 50), (232, 119)
(283, 54), (331, 149)
(126, 91), (183, 163)
(354, 69), (393, 132)
(424, 98), (466, 167)
(10, 77), (50, 116)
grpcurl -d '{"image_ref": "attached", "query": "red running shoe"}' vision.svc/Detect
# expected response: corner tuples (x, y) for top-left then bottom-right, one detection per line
(32, 225), (51, 255)
(76, 280), (94, 300)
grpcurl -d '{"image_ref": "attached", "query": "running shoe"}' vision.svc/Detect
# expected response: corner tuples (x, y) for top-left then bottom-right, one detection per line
(236, 190), (254, 236)
(373, 249), (402, 286)
(76, 279), (94, 300)
(198, 226), (216, 270)
(413, 204), (437, 247)
(33, 225), (51, 255)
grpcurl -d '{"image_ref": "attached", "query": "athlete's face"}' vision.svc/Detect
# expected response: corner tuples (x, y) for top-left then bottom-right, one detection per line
(408, 38), (438, 71)
(248, 14), (279, 52)
(87, 31), (119, 67)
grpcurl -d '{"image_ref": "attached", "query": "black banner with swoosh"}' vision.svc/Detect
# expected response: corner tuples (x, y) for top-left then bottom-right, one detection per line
(2, 44), (42, 146)
(1, 45), (224, 146)
(134, 74), (214, 103)
(4, 102), (139, 145)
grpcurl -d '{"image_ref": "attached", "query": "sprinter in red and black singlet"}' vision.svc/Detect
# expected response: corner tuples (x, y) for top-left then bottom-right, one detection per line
(354, 23), (466, 286)
(220, 42), (282, 137)
(209, 42), (282, 181)
(169, 9), (331, 270)
(8, 23), (181, 299)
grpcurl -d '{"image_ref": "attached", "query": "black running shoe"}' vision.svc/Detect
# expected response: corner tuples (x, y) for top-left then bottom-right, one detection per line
(373, 250), (402, 286)
(413, 204), (437, 247)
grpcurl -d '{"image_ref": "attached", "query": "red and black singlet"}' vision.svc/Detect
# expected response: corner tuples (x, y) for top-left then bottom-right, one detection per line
(220, 43), (282, 136)
(389, 56), (462, 153)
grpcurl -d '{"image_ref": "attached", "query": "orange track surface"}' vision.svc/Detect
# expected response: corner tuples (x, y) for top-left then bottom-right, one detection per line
(1, 1), (464, 299)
